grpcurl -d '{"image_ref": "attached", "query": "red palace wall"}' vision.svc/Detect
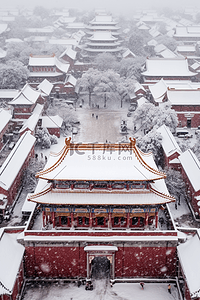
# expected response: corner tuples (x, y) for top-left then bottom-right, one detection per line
(24, 231), (177, 279)
(47, 127), (60, 138)
(0, 146), (35, 205)
(11, 261), (24, 300)
(0, 122), (10, 150)
(176, 113), (200, 128)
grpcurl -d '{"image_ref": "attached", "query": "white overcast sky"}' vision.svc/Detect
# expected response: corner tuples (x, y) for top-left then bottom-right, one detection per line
(2, 0), (200, 15)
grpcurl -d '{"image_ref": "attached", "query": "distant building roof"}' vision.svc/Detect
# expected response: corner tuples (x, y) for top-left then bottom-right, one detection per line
(5, 38), (23, 43)
(65, 74), (77, 87)
(41, 115), (63, 129)
(88, 31), (118, 41)
(60, 47), (77, 60)
(175, 26), (200, 38)
(19, 104), (43, 134)
(157, 124), (181, 158)
(0, 89), (19, 99)
(122, 48), (136, 58)
(179, 150), (200, 192)
(29, 55), (70, 73)
(0, 109), (12, 133)
(48, 38), (78, 47)
(158, 49), (177, 59)
(167, 89), (200, 105)
(9, 83), (41, 106)
(154, 44), (167, 53)
(0, 131), (36, 191)
(147, 39), (157, 46)
(176, 45), (196, 52)
(142, 57), (197, 77)
(149, 79), (168, 102)
(37, 79), (53, 96)
(137, 97), (148, 107)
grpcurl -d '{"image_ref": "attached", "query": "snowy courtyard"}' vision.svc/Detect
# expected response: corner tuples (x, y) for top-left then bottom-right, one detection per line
(23, 280), (179, 300)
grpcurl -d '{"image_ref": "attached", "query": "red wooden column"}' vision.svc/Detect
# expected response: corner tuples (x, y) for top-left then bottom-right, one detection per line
(155, 211), (159, 228)
(145, 212), (149, 227)
(108, 212), (112, 229)
(52, 211), (55, 228)
(127, 212), (130, 229)
(71, 212), (74, 228)
(89, 212), (93, 229)
(42, 211), (46, 227)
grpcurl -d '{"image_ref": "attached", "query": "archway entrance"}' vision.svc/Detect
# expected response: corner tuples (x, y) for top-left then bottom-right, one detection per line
(91, 256), (110, 279)
(84, 245), (118, 280)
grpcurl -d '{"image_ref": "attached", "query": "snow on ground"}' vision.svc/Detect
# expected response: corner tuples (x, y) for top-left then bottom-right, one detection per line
(23, 281), (179, 300)
(168, 194), (190, 219)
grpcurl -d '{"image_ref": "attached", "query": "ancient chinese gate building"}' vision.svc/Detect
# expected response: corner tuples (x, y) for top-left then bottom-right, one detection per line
(24, 138), (177, 280)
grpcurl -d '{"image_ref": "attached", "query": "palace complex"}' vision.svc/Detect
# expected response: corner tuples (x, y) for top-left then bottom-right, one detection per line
(23, 137), (178, 281)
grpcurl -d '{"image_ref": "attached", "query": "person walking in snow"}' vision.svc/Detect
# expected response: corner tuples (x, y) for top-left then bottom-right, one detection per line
(140, 282), (144, 289)
(168, 284), (171, 294)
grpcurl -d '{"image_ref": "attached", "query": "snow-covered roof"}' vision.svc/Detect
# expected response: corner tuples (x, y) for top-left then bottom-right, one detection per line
(88, 31), (117, 41)
(137, 97), (148, 107)
(28, 138), (175, 205)
(0, 23), (8, 34)
(90, 15), (117, 25)
(9, 83), (41, 106)
(134, 82), (146, 94)
(122, 48), (135, 58)
(179, 150), (200, 192)
(25, 27), (54, 33)
(190, 62), (200, 71)
(48, 38), (78, 46)
(0, 232), (24, 295)
(29, 55), (70, 73)
(23, 233), (178, 243)
(84, 245), (118, 251)
(149, 79), (167, 102)
(5, 38), (23, 43)
(154, 44), (166, 53)
(19, 104), (43, 134)
(41, 115), (63, 129)
(0, 131), (36, 191)
(149, 28), (161, 38)
(159, 49), (177, 59)
(0, 89), (19, 99)
(142, 57), (197, 77)
(157, 125), (181, 158)
(147, 39), (157, 46)
(178, 233), (200, 299)
(21, 193), (36, 214)
(37, 79), (53, 96)
(176, 45), (196, 52)
(0, 109), (12, 133)
(36, 138), (166, 182)
(65, 74), (77, 87)
(60, 47), (77, 60)
(167, 89), (200, 105)
(28, 184), (172, 206)
(138, 24), (150, 30)
(175, 26), (200, 38)
(29, 71), (63, 78)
